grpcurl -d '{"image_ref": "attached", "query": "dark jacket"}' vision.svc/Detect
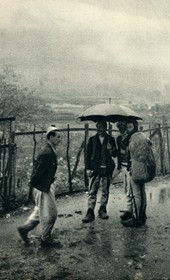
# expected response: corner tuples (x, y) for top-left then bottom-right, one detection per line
(30, 143), (57, 192)
(86, 133), (117, 174)
(116, 134), (129, 170)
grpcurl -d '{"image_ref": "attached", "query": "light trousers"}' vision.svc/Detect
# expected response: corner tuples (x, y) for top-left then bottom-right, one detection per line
(25, 187), (57, 242)
(87, 173), (111, 210)
(128, 177), (147, 219)
(121, 167), (132, 212)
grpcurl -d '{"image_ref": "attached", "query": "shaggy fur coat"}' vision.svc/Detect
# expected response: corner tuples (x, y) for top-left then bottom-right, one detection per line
(128, 132), (156, 182)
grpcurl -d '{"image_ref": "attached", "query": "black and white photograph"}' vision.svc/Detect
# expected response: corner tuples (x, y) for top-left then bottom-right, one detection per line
(0, 1), (170, 279)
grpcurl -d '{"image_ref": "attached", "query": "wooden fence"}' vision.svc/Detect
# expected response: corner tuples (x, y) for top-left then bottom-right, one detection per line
(15, 123), (170, 192)
(0, 117), (16, 211)
(0, 120), (170, 210)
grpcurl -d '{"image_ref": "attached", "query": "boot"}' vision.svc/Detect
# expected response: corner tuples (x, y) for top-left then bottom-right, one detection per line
(40, 238), (62, 248)
(82, 208), (95, 223)
(120, 211), (132, 221)
(139, 209), (147, 225)
(98, 205), (109, 220)
(17, 221), (39, 244)
(121, 217), (143, 228)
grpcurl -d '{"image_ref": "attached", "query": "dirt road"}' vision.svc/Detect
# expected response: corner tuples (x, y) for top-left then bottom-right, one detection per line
(0, 176), (170, 280)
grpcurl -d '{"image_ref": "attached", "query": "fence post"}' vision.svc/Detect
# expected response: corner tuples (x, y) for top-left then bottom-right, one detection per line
(84, 123), (89, 189)
(8, 131), (16, 198)
(162, 115), (167, 138)
(32, 125), (37, 165)
(66, 124), (73, 192)
(27, 126), (37, 202)
(157, 124), (165, 175)
(166, 125), (170, 173)
(0, 136), (2, 187)
(1, 139), (6, 197)
(71, 140), (85, 180)
(149, 123), (151, 138)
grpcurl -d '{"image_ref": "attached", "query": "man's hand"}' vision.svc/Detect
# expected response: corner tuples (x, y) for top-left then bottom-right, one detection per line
(107, 143), (115, 155)
(107, 142), (112, 151)
(86, 170), (93, 178)
(112, 168), (120, 179)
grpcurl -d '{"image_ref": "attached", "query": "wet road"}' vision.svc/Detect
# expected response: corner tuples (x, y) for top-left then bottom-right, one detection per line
(0, 176), (170, 280)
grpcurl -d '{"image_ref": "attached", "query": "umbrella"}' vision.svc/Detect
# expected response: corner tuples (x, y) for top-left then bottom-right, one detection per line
(77, 103), (143, 123)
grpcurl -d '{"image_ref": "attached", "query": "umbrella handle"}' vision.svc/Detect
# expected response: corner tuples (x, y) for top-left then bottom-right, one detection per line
(107, 135), (112, 151)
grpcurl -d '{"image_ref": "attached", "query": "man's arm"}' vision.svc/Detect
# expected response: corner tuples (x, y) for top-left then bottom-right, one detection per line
(30, 153), (50, 187)
(85, 137), (93, 170)
(116, 137), (121, 170)
(108, 137), (117, 158)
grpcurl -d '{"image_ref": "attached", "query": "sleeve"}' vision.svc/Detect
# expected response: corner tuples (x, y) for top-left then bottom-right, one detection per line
(110, 137), (117, 158)
(30, 153), (50, 186)
(127, 150), (131, 171)
(85, 137), (93, 170)
(116, 137), (121, 170)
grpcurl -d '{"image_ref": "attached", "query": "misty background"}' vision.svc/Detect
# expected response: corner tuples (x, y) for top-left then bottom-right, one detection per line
(0, 0), (170, 114)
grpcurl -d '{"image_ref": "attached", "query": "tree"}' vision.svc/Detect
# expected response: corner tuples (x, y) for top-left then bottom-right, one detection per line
(0, 66), (47, 126)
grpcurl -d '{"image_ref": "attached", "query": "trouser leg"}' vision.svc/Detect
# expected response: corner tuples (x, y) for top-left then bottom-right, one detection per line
(120, 169), (133, 221)
(24, 206), (40, 229)
(122, 178), (147, 227)
(17, 189), (40, 243)
(123, 169), (133, 213)
(121, 167), (128, 193)
(98, 174), (110, 219)
(119, 167), (132, 212)
(38, 189), (58, 242)
(100, 174), (111, 208)
(139, 183), (147, 221)
(23, 189), (40, 230)
(130, 178), (146, 220)
(87, 174), (100, 210)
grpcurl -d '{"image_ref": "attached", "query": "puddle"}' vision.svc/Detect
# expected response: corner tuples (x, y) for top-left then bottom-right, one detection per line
(148, 185), (170, 205)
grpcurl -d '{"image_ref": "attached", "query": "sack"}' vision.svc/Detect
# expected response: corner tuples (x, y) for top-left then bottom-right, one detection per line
(129, 132), (156, 183)
(131, 151), (156, 183)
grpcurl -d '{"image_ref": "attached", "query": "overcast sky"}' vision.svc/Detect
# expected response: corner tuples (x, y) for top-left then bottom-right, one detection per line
(0, 0), (170, 100)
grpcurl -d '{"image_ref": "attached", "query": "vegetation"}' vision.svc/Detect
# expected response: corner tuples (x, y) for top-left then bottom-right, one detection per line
(0, 66), (57, 129)
(1, 65), (170, 207)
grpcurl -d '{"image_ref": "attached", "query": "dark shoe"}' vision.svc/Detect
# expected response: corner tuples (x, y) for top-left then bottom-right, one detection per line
(122, 217), (143, 228)
(140, 213), (147, 224)
(82, 208), (95, 223)
(99, 211), (109, 219)
(17, 226), (29, 244)
(98, 205), (109, 220)
(120, 211), (132, 221)
(41, 238), (61, 247)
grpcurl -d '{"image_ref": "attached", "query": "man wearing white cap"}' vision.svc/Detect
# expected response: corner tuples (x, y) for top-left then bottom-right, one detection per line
(17, 125), (61, 246)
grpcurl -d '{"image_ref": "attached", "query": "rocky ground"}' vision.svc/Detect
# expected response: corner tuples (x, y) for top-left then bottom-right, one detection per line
(0, 176), (170, 280)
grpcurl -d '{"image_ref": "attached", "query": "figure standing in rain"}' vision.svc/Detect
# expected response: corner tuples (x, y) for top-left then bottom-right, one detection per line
(121, 120), (149, 227)
(82, 120), (117, 223)
(116, 122), (132, 221)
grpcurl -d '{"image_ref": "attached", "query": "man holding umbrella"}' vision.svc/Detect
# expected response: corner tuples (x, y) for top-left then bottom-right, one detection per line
(82, 120), (117, 223)
(78, 102), (143, 223)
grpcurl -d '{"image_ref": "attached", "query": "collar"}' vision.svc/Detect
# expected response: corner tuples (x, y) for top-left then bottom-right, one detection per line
(47, 141), (56, 154)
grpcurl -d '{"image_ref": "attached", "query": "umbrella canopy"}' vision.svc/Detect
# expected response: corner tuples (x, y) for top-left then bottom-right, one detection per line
(78, 103), (143, 123)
